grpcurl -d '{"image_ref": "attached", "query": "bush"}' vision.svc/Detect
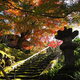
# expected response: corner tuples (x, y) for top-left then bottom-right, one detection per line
(46, 38), (80, 79)
(48, 63), (62, 77)
(74, 71), (80, 80)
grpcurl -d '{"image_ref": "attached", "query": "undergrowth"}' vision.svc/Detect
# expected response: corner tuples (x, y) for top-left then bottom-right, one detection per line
(46, 38), (80, 80)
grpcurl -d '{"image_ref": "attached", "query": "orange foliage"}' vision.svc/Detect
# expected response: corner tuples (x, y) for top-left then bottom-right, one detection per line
(0, 31), (3, 36)
(31, 0), (50, 6)
(14, 32), (20, 35)
(22, 41), (33, 50)
(5, 31), (10, 34)
(5, 9), (22, 16)
(54, 1), (63, 5)
(25, 35), (31, 40)
(11, 26), (15, 29)
(0, 16), (4, 19)
(49, 29), (57, 34)
(31, 0), (43, 6)
(59, 27), (64, 31)
(61, 22), (68, 26)
(23, 46), (33, 50)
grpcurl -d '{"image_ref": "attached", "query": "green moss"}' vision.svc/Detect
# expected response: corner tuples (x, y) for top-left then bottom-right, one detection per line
(0, 43), (28, 60)
(12, 78), (22, 80)
(47, 62), (62, 77)
(0, 60), (25, 76)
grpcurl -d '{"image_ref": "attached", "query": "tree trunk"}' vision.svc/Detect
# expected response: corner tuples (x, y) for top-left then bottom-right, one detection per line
(16, 37), (24, 49)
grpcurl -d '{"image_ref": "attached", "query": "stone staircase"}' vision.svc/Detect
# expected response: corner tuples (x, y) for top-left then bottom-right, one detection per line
(0, 52), (59, 80)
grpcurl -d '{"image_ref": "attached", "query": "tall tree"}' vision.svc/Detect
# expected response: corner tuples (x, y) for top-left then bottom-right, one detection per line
(0, 0), (80, 49)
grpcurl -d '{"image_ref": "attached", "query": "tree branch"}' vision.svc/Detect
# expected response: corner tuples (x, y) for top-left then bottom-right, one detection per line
(6, 1), (80, 19)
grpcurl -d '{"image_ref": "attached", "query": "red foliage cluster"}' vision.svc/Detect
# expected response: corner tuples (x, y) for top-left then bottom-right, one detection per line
(0, 31), (3, 36)
(48, 40), (63, 48)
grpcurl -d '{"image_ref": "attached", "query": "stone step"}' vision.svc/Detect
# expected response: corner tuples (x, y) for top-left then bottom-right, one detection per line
(10, 70), (41, 74)
(0, 76), (40, 80)
(0, 52), (58, 80)
(8, 72), (40, 75)
(18, 67), (42, 70)
(16, 69), (41, 72)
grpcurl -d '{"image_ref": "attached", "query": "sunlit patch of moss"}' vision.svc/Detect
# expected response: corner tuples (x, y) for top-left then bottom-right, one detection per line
(4, 66), (12, 73)
(0, 60), (25, 76)
(12, 78), (22, 80)
(50, 59), (58, 64)
(16, 75), (27, 77)
(23, 72), (28, 73)
(41, 70), (49, 74)
(0, 71), (4, 76)
(0, 50), (13, 58)
(4, 47), (11, 53)
(40, 51), (46, 54)
(0, 43), (28, 60)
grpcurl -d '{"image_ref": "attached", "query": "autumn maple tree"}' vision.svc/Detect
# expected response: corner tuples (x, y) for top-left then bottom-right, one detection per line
(0, 0), (80, 50)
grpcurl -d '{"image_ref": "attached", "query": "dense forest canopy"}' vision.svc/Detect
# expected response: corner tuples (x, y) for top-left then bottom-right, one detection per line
(0, 0), (80, 49)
